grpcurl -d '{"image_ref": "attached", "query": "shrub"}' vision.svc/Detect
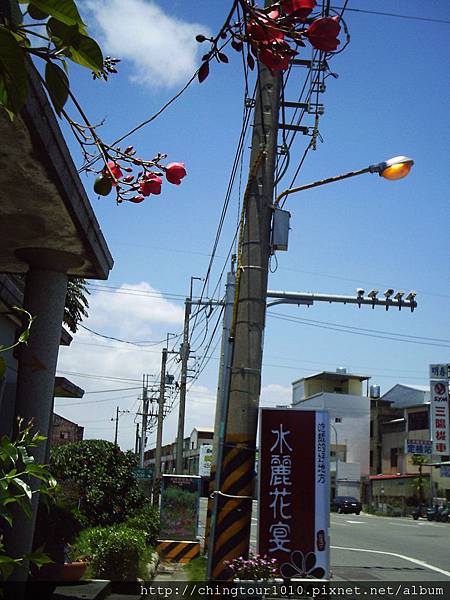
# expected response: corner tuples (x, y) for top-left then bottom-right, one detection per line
(225, 553), (279, 581)
(50, 439), (145, 526)
(125, 503), (160, 546)
(70, 525), (147, 581)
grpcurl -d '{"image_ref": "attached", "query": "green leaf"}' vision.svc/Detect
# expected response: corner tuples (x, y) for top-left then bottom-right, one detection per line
(44, 61), (69, 116)
(24, 548), (53, 567)
(11, 478), (32, 499)
(9, 0), (24, 27)
(0, 25), (28, 119)
(65, 35), (103, 73)
(28, 3), (48, 20)
(0, 356), (6, 378)
(28, 0), (86, 29)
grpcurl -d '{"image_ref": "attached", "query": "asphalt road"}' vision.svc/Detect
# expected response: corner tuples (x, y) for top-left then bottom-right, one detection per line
(200, 500), (450, 582)
(329, 512), (450, 581)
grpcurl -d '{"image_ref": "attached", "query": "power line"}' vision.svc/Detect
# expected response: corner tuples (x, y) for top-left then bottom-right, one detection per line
(268, 312), (450, 348)
(56, 369), (142, 383)
(79, 324), (170, 346)
(54, 393), (139, 407)
(331, 5), (450, 25)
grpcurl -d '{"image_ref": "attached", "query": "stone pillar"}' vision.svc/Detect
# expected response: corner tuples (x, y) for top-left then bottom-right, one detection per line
(5, 258), (69, 578)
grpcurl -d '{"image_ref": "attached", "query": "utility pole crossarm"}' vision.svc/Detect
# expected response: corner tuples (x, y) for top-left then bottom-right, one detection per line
(267, 290), (418, 311)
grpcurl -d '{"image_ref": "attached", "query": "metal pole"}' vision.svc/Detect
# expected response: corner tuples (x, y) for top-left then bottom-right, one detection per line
(331, 424), (339, 496)
(139, 385), (148, 468)
(153, 348), (168, 506)
(208, 43), (281, 578)
(176, 297), (192, 473)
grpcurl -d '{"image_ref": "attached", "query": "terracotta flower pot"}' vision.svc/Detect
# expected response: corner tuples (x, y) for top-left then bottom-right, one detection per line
(60, 561), (88, 582)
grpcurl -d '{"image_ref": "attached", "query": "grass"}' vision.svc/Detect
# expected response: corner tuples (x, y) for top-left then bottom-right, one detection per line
(184, 556), (207, 581)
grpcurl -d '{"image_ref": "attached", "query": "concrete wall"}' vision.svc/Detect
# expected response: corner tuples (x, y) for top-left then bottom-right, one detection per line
(293, 392), (370, 477)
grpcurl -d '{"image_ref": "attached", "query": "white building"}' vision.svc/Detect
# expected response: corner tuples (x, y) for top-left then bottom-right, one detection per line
(292, 369), (371, 500)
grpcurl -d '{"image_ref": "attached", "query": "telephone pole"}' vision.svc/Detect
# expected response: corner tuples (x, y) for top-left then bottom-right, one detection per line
(207, 52), (281, 578)
(153, 347), (168, 506)
(113, 406), (119, 446)
(139, 382), (149, 468)
(175, 277), (201, 473)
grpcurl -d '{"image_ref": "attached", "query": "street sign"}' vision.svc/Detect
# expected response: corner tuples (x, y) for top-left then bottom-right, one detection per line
(405, 439), (432, 455)
(198, 444), (213, 477)
(258, 408), (329, 580)
(430, 364), (450, 380)
(430, 379), (450, 456)
(440, 465), (450, 478)
(132, 467), (153, 479)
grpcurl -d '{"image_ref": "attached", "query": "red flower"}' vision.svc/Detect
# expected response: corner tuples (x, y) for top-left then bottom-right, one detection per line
(140, 173), (162, 196)
(247, 9), (284, 42)
(306, 16), (341, 52)
(106, 160), (122, 180)
(282, 0), (316, 20)
(259, 40), (297, 72)
(129, 195), (145, 203)
(166, 162), (187, 185)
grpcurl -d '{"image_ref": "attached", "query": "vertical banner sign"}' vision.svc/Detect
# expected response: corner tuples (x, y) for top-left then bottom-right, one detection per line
(258, 409), (329, 580)
(160, 474), (201, 541)
(430, 379), (450, 455)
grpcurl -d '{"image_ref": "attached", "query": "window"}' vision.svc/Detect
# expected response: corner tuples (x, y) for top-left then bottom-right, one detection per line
(60, 431), (67, 439)
(334, 387), (343, 393)
(390, 447), (398, 468)
(335, 417), (342, 423)
(370, 450), (373, 468)
(408, 411), (428, 431)
(370, 421), (374, 437)
(330, 450), (336, 458)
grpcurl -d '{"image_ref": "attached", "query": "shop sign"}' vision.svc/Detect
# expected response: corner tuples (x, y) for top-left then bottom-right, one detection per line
(405, 439), (432, 455)
(258, 409), (329, 580)
(430, 379), (449, 455)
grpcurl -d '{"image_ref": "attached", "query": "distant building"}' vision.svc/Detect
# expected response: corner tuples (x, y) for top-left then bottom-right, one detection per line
(369, 382), (450, 508)
(50, 413), (84, 447)
(292, 369), (371, 500)
(144, 426), (214, 475)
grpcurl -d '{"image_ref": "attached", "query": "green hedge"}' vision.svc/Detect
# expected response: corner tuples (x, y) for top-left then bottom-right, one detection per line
(70, 524), (149, 581)
(125, 503), (160, 546)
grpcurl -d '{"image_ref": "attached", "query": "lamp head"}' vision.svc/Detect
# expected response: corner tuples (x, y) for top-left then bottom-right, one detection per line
(406, 291), (417, 301)
(369, 156), (414, 180)
(368, 289), (379, 299)
(356, 288), (365, 298)
(394, 291), (404, 301)
(384, 288), (395, 299)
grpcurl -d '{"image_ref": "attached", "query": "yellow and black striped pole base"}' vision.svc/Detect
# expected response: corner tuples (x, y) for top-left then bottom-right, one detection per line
(209, 436), (255, 580)
(156, 540), (200, 563)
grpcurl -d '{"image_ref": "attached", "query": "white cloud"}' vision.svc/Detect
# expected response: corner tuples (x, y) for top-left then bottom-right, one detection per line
(84, 0), (209, 88)
(260, 383), (292, 407)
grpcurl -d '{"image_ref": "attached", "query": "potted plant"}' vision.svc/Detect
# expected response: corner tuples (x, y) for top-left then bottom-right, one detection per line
(224, 553), (280, 581)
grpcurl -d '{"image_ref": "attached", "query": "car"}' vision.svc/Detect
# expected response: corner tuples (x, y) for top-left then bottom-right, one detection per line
(331, 496), (362, 515)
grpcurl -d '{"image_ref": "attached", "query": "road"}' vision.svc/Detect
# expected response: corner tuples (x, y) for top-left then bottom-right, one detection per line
(200, 500), (450, 581)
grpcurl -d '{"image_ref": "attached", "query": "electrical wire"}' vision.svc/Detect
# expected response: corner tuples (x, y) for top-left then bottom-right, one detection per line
(267, 311), (450, 348)
(79, 324), (170, 346)
(331, 5), (450, 25)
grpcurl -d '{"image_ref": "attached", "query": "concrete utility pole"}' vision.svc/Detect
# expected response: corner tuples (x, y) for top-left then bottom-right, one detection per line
(135, 422), (140, 455)
(207, 47), (281, 578)
(175, 277), (201, 473)
(153, 347), (168, 506)
(139, 384), (149, 468)
(113, 406), (119, 446)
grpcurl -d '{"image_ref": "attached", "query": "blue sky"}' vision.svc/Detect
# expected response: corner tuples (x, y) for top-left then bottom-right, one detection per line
(54, 1), (450, 451)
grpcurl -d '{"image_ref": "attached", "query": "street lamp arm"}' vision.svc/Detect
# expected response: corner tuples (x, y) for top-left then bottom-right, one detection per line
(275, 166), (372, 206)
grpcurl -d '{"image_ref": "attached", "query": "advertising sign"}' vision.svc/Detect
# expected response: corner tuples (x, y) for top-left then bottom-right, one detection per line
(160, 475), (200, 541)
(440, 465), (450, 478)
(198, 444), (213, 477)
(430, 364), (450, 380)
(405, 439), (432, 455)
(258, 409), (329, 580)
(430, 379), (450, 455)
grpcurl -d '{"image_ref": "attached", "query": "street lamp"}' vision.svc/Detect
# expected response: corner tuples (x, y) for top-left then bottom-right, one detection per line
(275, 155), (414, 206)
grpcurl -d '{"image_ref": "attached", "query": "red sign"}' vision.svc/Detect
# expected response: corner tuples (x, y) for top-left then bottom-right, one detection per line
(258, 409), (329, 579)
